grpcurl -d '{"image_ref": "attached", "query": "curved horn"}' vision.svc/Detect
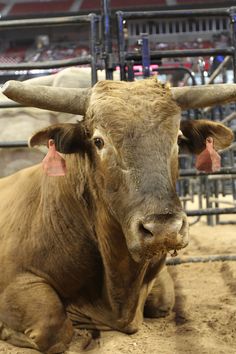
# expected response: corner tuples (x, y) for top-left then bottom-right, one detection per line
(1, 80), (90, 115)
(171, 84), (236, 110)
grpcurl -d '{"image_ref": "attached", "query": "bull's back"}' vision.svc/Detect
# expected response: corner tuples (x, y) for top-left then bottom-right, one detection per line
(0, 164), (42, 266)
(0, 165), (43, 295)
(0, 164), (42, 218)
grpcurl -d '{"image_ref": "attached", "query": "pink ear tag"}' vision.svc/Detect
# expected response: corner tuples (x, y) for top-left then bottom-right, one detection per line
(195, 137), (221, 173)
(42, 139), (66, 176)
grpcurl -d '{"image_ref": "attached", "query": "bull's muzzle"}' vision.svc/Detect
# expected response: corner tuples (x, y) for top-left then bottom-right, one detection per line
(127, 211), (189, 262)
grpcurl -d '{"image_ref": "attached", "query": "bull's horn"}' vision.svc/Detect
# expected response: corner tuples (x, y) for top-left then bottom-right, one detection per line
(1, 80), (90, 115)
(171, 84), (236, 109)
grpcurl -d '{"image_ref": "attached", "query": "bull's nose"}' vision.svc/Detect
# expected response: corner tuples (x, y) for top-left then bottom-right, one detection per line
(139, 213), (187, 238)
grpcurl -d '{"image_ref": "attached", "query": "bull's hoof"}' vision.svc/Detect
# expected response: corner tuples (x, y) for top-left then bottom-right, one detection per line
(144, 304), (171, 318)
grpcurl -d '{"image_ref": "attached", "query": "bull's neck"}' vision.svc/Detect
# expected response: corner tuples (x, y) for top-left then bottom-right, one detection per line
(39, 154), (96, 243)
(94, 202), (152, 317)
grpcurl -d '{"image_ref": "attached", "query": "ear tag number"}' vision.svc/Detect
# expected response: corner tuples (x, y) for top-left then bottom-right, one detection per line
(42, 139), (66, 176)
(195, 137), (221, 173)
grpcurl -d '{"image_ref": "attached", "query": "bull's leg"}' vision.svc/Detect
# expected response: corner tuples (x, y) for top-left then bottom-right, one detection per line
(0, 321), (40, 351)
(144, 266), (175, 318)
(0, 273), (73, 353)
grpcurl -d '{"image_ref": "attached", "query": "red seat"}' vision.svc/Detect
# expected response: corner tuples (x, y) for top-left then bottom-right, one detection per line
(80, 0), (166, 10)
(10, 0), (74, 15)
(176, 0), (221, 4)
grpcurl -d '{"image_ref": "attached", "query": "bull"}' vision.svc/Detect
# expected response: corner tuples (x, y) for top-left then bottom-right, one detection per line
(0, 77), (234, 353)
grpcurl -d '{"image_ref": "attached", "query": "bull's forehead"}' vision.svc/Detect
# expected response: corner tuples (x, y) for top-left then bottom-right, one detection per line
(88, 78), (181, 132)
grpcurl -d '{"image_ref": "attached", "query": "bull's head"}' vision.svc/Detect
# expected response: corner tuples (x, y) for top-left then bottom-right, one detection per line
(2, 78), (234, 261)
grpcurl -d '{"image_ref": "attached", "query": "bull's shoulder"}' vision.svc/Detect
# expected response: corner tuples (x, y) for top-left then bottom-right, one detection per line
(0, 164), (42, 193)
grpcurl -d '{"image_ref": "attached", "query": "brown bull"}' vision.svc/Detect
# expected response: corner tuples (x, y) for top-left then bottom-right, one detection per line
(0, 78), (234, 353)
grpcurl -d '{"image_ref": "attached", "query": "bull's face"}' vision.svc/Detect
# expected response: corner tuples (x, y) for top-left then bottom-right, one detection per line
(3, 78), (234, 262)
(87, 80), (189, 260)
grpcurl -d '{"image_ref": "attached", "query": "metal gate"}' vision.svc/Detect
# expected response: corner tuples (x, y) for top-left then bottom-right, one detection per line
(0, 0), (235, 224)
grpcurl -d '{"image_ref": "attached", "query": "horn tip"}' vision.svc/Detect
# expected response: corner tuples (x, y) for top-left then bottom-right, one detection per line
(1, 81), (11, 94)
(28, 136), (33, 148)
(1, 80), (19, 94)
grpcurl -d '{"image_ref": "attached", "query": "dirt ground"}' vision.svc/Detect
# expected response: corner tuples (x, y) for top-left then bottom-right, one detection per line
(0, 212), (235, 354)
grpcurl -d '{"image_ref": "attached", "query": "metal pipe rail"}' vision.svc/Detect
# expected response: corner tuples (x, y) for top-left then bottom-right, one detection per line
(0, 56), (92, 71)
(0, 15), (97, 29)
(209, 198), (236, 206)
(125, 48), (234, 61)
(116, 6), (236, 81)
(207, 56), (232, 84)
(222, 112), (236, 124)
(0, 13), (100, 85)
(156, 67), (197, 88)
(0, 101), (24, 108)
(0, 141), (28, 148)
(186, 207), (236, 216)
(127, 65), (197, 86)
(179, 168), (236, 177)
(166, 254), (236, 266)
(117, 8), (231, 20)
(101, 0), (114, 80)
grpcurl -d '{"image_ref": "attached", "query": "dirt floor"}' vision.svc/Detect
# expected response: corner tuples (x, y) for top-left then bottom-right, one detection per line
(0, 212), (235, 354)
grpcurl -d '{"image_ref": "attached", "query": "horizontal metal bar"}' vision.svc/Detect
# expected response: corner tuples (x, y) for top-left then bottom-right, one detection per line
(186, 207), (236, 216)
(0, 15), (96, 29)
(126, 48), (234, 61)
(222, 112), (236, 124)
(207, 56), (231, 84)
(0, 141), (28, 148)
(0, 101), (24, 108)
(155, 66), (193, 74)
(118, 8), (230, 20)
(0, 56), (91, 70)
(179, 196), (193, 201)
(180, 168), (236, 177)
(218, 221), (236, 225)
(209, 198), (236, 206)
(207, 175), (236, 180)
(166, 254), (236, 266)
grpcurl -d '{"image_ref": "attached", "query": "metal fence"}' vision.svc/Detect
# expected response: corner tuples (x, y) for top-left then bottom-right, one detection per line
(0, 13), (100, 83)
(114, 5), (236, 223)
(0, 0), (236, 224)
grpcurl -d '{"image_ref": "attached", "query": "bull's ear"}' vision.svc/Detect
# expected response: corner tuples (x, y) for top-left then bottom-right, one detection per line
(29, 123), (91, 154)
(179, 119), (234, 154)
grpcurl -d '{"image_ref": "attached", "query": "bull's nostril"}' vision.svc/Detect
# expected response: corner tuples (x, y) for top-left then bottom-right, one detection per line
(179, 217), (187, 234)
(139, 222), (154, 237)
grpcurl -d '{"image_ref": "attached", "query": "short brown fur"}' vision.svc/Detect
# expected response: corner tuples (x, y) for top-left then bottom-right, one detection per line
(0, 78), (233, 353)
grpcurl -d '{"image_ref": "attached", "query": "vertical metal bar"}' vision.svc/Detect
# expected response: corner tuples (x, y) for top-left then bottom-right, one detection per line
(205, 176), (214, 226)
(102, 0), (114, 80)
(129, 22), (133, 36)
(152, 22), (156, 36)
(127, 61), (135, 81)
(199, 176), (203, 211)
(230, 149), (236, 199)
(117, 11), (126, 80)
(89, 13), (98, 85)
(229, 6), (236, 203)
(141, 33), (150, 78)
(214, 179), (220, 224)
(199, 58), (205, 85)
(229, 7), (236, 83)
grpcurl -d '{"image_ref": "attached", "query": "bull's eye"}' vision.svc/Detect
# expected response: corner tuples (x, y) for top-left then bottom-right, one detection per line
(177, 136), (182, 145)
(94, 137), (104, 150)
